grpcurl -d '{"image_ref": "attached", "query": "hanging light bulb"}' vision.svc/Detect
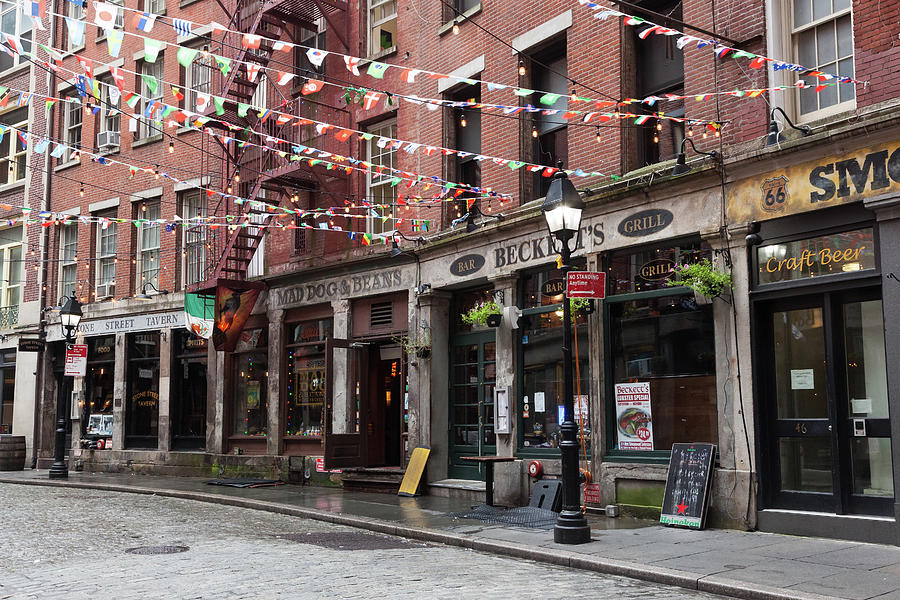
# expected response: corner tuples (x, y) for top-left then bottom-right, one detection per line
(168, 141), (174, 153)
(227, 185), (233, 194)
(531, 125), (538, 138)
(234, 172), (241, 183)
(154, 166), (160, 179)
(452, 22), (460, 35)
(714, 127), (721, 138)
(79, 183), (84, 197)
(687, 124), (694, 137)
(656, 121), (663, 131)
(653, 134), (659, 143)
(518, 60), (526, 77)
(595, 126), (601, 143)
(702, 131), (709, 139)
(570, 88), (578, 102)
(460, 113), (467, 128)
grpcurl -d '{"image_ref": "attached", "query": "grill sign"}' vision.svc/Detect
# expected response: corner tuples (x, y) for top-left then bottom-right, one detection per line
(638, 258), (675, 282)
(618, 209), (673, 237)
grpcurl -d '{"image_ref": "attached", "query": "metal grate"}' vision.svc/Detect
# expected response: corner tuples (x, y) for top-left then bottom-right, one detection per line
(369, 301), (393, 329)
(0, 305), (18, 329)
(273, 532), (425, 550)
(125, 545), (190, 555)
(448, 505), (559, 529)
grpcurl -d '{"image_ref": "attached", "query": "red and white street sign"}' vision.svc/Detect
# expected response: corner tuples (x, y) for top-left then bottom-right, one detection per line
(566, 271), (606, 299)
(64, 344), (88, 377)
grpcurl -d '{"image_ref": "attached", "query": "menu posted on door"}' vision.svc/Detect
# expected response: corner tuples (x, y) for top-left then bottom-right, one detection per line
(614, 382), (653, 451)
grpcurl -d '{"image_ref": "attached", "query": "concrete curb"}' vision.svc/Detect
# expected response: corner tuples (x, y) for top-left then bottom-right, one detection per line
(0, 477), (841, 600)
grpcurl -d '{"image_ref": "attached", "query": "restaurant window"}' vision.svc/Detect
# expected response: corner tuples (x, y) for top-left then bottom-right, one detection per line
(518, 262), (590, 453)
(793, 0), (854, 117)
(605, 239), (718, 455)
(285, 319), (331, 437)
(172, 330), (207, 449)
(125, 332), (160, 448)
(232, 328), (268, 436)
(755, 228), (874, 285)
(83, 335), (115, 437)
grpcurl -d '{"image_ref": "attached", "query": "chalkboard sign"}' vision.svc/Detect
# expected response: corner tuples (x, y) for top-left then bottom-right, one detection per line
(660, 443), (716, 529)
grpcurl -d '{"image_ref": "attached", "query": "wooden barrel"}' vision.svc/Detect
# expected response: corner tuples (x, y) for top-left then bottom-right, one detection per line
(0, 435), (26, 471)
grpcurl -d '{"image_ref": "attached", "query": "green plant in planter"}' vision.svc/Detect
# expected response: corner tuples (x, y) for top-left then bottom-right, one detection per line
(462, 300), (502, 327)
(666, 258), (733, 299)
(393, 329), (432, 358)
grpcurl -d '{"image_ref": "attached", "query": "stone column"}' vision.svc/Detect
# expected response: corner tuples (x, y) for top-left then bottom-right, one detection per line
(267, 309), (284, 456)
(205, 345), (225, 455)
(157, 329), (172, 452)
(112, 332), (126, 450)
(489, 275), (518, 458)
(416, 290), (450, 484)
(330, 299), (351, 433)
(864, 193), (900, 533)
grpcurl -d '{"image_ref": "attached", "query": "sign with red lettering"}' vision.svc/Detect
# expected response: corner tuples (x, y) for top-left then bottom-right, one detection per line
(64, 344), (88, 377)
(566, 271), (606, 299)
(583, 483), (603, 505)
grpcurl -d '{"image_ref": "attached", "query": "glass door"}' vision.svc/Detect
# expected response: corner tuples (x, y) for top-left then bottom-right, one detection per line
(448, 331), (496, 480)
(760, 290), (893, 515)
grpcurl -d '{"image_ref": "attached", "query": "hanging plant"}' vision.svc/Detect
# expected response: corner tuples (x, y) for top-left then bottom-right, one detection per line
(462, 300), (503, 327)
(569, 298), (591, 320)
(666, 259), (733, 300)
(393, 328), (432, 359)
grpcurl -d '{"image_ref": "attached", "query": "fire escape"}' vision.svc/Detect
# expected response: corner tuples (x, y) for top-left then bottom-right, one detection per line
(189, 0), (351, 293)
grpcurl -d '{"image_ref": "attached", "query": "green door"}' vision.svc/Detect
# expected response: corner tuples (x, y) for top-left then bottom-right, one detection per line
(448, 331), (496, 480)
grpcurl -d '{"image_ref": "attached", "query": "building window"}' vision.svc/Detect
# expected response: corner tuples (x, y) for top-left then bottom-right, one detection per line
(184, 48), (212, 112)
(95, 213), (116, 299)
(59, 223), (77, 299)
(64, 98), (82, 163)
(0, 3), (31, 72)
(605, 240), (718, 455)
(232, 328), (268, 436)
(0, 351), (14, 432)
(368, 0), (396, 55)
(125, 332), (159, 448)
(83, 335), (115, 437)
(137, 59), (163, 140)
(518, 263), (590, 453)
(445, 85), (481, 227)
(136, 201), (160, 290)
(97, 78), (120, 151)
(65, 0), (84, 51)
(793, 0), (854, 116)
(0, 108), (27, 185)
(182, 190), (206, 287)
(527, 42), (568, 199)
(298, 19), (326, 75)
(285, 319), (331, 437)
(0, 226), (22, 328)
(365, 120), (397, 236)
(144, 0), (165, 15)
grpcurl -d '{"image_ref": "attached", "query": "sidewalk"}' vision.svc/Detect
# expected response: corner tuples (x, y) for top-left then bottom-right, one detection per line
(2, 470), (899, 600)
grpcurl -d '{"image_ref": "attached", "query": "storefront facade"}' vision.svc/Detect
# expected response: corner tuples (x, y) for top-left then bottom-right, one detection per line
(728, 129), (900, 544)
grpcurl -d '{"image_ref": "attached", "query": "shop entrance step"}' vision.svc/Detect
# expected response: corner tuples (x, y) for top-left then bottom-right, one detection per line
(429, 479), (486, 503)
(340, 467), (405, 494)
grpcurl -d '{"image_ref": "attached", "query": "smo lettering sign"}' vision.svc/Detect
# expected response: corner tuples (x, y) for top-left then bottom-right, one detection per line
(273, 268), (405, 307)
(450, 253), (485, 277)
(618, 209), (673, 238)
(728, 141), (900, 222)
(47, 311), (184, 342)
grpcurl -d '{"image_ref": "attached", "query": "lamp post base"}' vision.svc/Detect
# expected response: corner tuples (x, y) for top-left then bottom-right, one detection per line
(48, 462), (68, 479)
(554, 509), (592, 544)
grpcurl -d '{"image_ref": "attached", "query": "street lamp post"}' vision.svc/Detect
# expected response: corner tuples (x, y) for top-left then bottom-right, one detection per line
(48, 295), (83, 480)
(541, 168), (591, 545)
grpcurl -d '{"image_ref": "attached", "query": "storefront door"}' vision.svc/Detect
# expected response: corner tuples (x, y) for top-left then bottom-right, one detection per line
(323, 338), (368, 469)
(448, 331), (496, 480)
(760, 289), (893, 515)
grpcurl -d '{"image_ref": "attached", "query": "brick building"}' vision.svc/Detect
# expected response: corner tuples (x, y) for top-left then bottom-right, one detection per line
(29, 0), (900, 543)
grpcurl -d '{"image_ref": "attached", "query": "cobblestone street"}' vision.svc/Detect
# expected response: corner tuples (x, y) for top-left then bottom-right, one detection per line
(0, 484), (725, 599)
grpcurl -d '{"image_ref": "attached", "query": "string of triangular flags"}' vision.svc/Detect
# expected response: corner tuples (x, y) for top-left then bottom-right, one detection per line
(574, 0), (865, 86)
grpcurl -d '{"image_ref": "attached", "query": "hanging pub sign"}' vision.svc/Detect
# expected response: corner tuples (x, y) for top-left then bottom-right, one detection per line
(449, 253), (485, 277)
(757, 228), (875, 284)
(541, 278), (566, 297)
(213, 280), (266, 352)
(17, 339), (43, 352)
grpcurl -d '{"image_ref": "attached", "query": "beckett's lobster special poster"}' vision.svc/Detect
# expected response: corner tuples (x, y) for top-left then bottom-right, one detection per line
(614, 382), (654, 451)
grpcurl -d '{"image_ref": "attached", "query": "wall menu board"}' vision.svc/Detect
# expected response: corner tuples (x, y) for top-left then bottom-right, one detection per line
(660, 443), (716, 529)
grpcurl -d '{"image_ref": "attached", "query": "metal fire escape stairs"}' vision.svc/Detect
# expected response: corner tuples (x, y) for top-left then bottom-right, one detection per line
(190, 0), (349, 294)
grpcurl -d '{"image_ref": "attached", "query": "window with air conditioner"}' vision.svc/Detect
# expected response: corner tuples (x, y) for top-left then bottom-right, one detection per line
(97, 78), (120, 151)
(95, 213), (116, 299)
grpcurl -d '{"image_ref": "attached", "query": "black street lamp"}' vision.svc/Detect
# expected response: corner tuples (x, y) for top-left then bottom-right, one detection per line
(541, 168), (591, 545)
(49, 295), (82, 480)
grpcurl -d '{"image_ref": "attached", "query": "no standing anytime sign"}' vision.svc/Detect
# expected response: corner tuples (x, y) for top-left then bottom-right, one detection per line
(565, 271), (606, 299)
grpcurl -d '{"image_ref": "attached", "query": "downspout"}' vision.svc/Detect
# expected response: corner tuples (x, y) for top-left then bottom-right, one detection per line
(32, 0), (58, 468)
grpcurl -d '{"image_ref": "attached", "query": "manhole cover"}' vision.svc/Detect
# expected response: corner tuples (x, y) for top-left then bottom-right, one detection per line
(125, 545), (190, 555)
(273, 532), (424, 551)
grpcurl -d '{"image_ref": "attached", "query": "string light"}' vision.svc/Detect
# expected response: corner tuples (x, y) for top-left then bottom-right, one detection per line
(688, 125), (694, 137)
(656, 122), (663, 131)
(595, 126), (601, 143)
(79, 183), (84, 197)
(531, 126), (538, 138)
(154, 165), (160, 179)
(234, 172), (240, 183)
(518, 60), (526, 77)
(460, 113), (467, 128)
(570, 88), (578, 102)
(452, 23), (459, 35)
(168, 141), (174, 153)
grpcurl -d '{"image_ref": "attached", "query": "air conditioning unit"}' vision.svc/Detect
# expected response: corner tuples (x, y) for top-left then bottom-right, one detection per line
(97, 131), (120, 150)
(96, 283), (115, 299)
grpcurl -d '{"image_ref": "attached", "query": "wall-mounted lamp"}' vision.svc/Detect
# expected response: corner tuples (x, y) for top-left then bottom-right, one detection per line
(135, 282), (170, 300)
(765, 107), (811, 147)
(671, 138), (718, 177)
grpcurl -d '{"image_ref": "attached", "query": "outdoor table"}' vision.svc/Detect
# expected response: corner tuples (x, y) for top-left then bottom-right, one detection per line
(459, 456), (517, 506)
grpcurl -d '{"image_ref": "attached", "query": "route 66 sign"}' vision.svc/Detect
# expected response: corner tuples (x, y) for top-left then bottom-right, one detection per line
(760, 175), (788, 213)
